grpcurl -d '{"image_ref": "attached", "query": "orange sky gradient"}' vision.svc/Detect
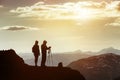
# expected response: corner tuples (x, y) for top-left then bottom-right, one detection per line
(0, 0), (120, 53)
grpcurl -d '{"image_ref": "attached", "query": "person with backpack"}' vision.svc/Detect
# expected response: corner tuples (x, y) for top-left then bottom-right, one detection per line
(41, 40), (51, 67)
(32, 40), (40, 66)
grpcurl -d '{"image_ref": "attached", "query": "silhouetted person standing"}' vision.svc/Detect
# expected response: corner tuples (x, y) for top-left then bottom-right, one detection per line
(32, 40), (40, 66)
(41, 40), (51, 67)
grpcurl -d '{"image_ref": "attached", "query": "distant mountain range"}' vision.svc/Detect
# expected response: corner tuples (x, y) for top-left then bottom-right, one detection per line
(19, 50), (93, 66)
(68, 53), (120, 80)
(19, 47), (120, 66)
(97, 47), (120, 55)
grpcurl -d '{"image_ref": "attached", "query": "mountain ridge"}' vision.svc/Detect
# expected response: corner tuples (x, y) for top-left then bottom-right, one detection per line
(68, 53), (120, 80)
(98, 47), (120, 54)
(20, 47), (120, 66)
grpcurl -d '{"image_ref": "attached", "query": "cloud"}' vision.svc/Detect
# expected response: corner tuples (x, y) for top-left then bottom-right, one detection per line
(106, 1), (120, 11)
(76, 1), (107, 9)
(116, 2), (120, 11)
(0, 25), (39, 31)
(0, 5), (3, 8)
(105, 18), (120, 27)
(10, 1), (120, 20)
(109, 23), (120, 27)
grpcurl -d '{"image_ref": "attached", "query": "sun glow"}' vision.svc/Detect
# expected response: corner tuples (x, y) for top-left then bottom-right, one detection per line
(10, 1), (120, 20)
(74, 8), (95, 20)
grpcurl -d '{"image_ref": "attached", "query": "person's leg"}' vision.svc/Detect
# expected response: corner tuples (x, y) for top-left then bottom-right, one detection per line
(35, 55), (38, 66)
(41, 53), (46, 67)
(34, 54), (36, 66)
(41, 54), (44, 66)
(44, 54), (46, 66)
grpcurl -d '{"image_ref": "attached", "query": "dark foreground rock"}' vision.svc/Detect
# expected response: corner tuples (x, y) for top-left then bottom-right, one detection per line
(0, 49), (85, 80)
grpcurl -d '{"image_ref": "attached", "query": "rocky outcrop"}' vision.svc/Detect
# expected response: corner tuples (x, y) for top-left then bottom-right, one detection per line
(0, 49), (85, 80)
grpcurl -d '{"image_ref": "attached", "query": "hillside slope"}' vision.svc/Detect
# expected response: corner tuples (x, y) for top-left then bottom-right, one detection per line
(68, 53), (120, 80)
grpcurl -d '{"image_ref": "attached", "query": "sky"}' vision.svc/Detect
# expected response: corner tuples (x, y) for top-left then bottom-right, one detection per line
(0, 0), (120, 53)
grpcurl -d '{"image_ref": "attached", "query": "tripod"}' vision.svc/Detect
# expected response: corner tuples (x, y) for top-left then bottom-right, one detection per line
(47, 48), (53, 66)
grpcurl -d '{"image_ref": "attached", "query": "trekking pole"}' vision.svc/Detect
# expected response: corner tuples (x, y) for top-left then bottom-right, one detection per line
(48, 48), (53, 66)
(50, 50), (53, 66)
(48, 48), (51, 66)
(47, 53), (50, 65)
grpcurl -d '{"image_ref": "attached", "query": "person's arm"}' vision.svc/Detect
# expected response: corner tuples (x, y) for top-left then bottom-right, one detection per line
(47, 46), (51, 50)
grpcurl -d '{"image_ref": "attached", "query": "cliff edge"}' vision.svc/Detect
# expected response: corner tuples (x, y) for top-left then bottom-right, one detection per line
(0, 49), (85, 80)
